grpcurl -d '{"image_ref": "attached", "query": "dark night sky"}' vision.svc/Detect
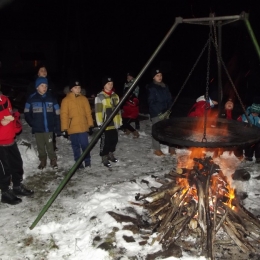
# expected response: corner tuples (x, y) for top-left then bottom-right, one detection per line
(0, 0), (260, 97)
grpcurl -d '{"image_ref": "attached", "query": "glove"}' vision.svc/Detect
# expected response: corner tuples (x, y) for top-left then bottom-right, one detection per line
(62, 130), (69, 139)
(158, 113), (163, 120)
(164, 110), (171, 119)
(89, 127), (94, 136)
(1, 118), (11, 126)
(158, 110), (171, 120)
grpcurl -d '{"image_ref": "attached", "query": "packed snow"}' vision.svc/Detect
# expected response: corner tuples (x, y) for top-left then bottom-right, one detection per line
(0, 114), (260, 260)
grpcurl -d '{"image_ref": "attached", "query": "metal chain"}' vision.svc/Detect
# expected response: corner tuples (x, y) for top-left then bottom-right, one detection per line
(202, 26), (212, 142)
(210, 37), (251, 124)
(169, 38), (210, 111)
(213, 21), (223, 102)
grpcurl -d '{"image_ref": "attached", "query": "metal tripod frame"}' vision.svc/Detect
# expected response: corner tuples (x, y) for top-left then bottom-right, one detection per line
(30, 12), (260, 229)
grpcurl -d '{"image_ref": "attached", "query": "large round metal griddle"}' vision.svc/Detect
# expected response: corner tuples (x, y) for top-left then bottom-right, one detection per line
(152, 117), (260, 148)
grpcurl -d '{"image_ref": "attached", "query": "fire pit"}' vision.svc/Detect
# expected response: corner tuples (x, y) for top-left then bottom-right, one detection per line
(108, 156), (260, 259)
(135, 157), (260, 258)
(152, 118), (260, 148)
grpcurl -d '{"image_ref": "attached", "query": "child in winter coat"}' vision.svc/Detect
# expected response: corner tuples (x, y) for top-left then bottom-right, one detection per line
(124, 71), (140, 130)
(188, 91), (218, 117)
(24, 77), (61, 170)
(219, 99), (234, 120)
(26, 64), (58, 151)
(0, 92), (34, 205)
(147, 68), (175, 156)
(121, 92), (140, 138)
(60, 80), (94, 169)
(236, 103), (260, 163)
(95, 76), (122, 168)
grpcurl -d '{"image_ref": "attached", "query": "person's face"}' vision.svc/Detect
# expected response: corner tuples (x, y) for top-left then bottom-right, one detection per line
(252, 112), (259, 117)
(153, 73), (162, 83)
(38, 67), (47, 77)
(37, 84), (48, 95)
(127, 75), (133, 82)
(225, 101), (234, 110)
(104, 82), (113, 92)
(71, 86), (81, 95)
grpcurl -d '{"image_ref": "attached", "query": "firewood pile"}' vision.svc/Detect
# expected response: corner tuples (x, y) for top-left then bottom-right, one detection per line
(125, 156), (260, 259)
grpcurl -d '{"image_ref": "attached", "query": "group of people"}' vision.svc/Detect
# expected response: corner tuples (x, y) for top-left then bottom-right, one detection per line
(2, 64), (260, 205)
(0, 64), (141, 205)
(186, 83), (260, 163)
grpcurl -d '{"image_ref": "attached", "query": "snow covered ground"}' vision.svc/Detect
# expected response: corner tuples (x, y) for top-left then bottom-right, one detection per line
(0, 114), (260, 260)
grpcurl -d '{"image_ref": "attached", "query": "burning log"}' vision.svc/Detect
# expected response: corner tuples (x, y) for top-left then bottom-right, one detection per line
(109, 156), (260, 259)
(141, 156), (260, 258)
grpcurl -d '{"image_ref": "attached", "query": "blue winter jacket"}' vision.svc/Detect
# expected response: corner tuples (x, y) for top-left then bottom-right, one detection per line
(24, 91), (61, 134)
(147, 82), (172, 118)
(241, 107), (260, 127)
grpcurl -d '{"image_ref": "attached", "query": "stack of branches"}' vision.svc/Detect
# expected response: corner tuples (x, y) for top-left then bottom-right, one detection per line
(133, 156), (260, 259)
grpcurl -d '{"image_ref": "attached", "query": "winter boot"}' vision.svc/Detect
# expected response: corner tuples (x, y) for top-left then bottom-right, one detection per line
(1, 189), (22, 205)
(50, 158), (58, 169)
(78, 163), (85, 169)
(85, 161), (91, 169)
(13, 184), (34, 196)
(38, 158), (47, 170)
(169, 147), (176, 155)
(108, 152), (118, 162)
(154, 150), (165, 156)
(132, 131), (139, 139)
(124, 129), (131, 135)
(102, 155), (112, 168)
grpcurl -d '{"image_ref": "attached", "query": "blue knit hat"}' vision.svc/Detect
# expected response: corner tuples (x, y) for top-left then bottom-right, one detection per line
(251, 103), (260, 114)
(35, 77), (48, 89)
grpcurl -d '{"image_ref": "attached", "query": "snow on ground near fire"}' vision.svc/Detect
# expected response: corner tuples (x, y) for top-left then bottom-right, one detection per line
(0, 115), (260, 260)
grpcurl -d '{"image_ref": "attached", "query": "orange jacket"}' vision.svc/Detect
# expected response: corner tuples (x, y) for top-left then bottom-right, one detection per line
(60, 92), (94, 135)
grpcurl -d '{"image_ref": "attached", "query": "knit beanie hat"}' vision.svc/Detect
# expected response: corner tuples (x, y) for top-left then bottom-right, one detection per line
(151, 68), (161, 78)
(251, 103), (260, 114)
(35, 77), (48, 88)
(102, 76), (113, 87)
(69, 80), (81, 89)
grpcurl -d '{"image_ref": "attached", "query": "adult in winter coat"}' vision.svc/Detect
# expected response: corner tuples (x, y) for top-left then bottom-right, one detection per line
(121, 92), (139, 138)
(147, 68), (174, 156)
(0, 92), (34, 205)
(60, 80), (94, 168)
(124, 71), (140, 130)
(95, 76), (122, 168)
(24, 77), (61, 170)
(235, 103), (260, 163)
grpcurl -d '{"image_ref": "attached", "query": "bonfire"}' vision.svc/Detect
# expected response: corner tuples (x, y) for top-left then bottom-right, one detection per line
(109, 155), (260, 260)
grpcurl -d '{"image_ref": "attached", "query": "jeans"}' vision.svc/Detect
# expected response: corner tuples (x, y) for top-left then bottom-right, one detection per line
(70, 132), (90, 165)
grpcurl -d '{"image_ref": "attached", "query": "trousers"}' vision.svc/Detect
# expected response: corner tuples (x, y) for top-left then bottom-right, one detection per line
(100, 129), (118, 156)
(70, 132), (90, 164)
(0, 143), (23, 192)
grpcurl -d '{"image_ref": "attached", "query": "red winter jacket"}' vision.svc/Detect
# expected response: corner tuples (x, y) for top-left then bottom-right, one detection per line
(188, 95), (214, 117)
(0, 94), (22, 145)
(122, 96), (139, 119)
